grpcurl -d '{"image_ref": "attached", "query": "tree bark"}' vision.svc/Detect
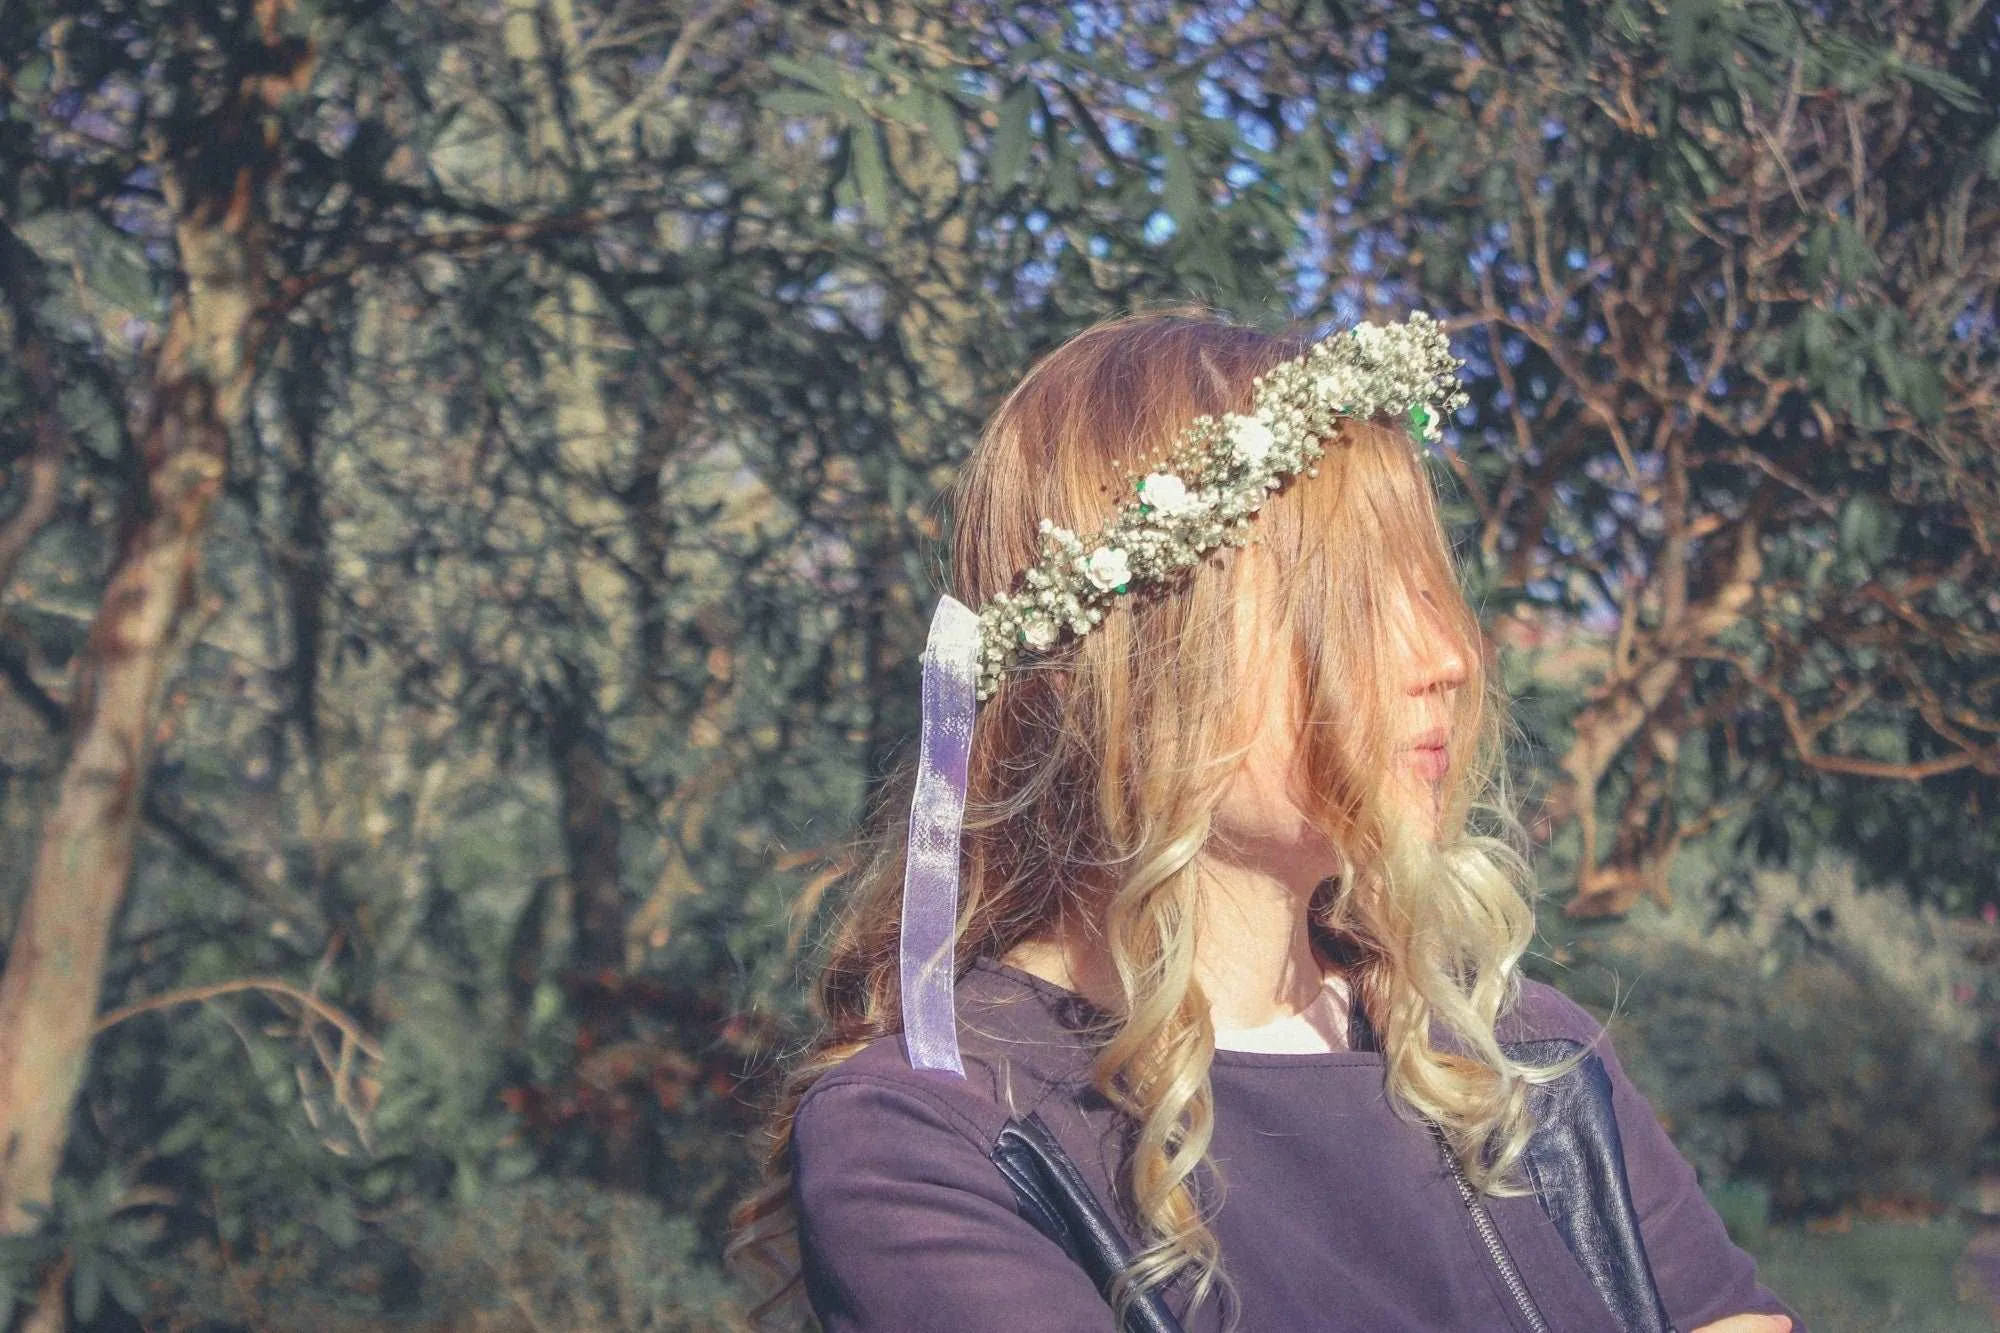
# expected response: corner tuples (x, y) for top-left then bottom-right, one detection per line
(503, 0), (640, 974)
(551, 689), (627, 974)
(0, 14), (306, 1235)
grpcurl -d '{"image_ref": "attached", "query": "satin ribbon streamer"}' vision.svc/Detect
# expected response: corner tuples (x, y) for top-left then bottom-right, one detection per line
(899, 595), (980, 1076)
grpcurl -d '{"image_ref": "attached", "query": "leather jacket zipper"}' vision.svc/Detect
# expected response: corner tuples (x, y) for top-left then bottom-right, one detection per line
(1436, 1131), (1552, 1333)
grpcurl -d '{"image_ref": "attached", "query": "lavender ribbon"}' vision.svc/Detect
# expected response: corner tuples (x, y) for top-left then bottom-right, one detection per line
(898, 594), (979, 1076)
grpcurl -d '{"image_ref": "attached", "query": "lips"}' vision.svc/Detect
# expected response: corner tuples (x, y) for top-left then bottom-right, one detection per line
(1404, 727), (1449, 781)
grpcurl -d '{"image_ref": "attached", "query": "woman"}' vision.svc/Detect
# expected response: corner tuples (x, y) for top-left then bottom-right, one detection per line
(730, 309), (1800, 1333)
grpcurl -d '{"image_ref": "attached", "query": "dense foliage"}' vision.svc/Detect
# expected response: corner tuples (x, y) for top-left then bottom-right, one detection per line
(0, 1), (1994, 1329)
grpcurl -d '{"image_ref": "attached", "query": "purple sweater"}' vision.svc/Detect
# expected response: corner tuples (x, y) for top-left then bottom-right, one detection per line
(792, 958), (1798, 1332)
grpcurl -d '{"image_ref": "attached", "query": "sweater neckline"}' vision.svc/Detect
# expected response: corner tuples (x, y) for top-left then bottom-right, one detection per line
(969, 956), (1383, 1067)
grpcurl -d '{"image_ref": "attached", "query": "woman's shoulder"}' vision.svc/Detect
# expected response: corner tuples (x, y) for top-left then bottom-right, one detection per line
(1496, 975), (1609, 1048)
(796, 956), (1101, 1148)
(794, 1032), (1014, 1160)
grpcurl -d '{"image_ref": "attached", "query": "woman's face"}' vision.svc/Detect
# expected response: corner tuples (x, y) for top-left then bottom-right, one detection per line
(1376, 581), (1470, 834)
(1210, 545), (1468, 892)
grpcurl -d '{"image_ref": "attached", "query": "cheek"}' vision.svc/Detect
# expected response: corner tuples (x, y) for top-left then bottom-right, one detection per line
(1216, 706), (1315, 842)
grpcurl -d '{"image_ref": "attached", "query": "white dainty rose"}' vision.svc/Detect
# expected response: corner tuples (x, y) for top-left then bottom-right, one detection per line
(1138, 471), (1201, 516)
(1085, 546), (1131, 591)
(1021, 616), (1057, 649)
(1227, 414), (1275, 468)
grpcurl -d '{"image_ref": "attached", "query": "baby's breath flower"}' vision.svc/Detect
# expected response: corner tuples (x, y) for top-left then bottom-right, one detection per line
(969, 312), (1466, 699)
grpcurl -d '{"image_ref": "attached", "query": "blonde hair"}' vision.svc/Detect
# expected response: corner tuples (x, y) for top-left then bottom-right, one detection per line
(729, 308), (1553, 1328)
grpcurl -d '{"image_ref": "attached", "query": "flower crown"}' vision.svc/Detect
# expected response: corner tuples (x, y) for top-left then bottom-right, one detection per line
(970, 312), (1468, 699)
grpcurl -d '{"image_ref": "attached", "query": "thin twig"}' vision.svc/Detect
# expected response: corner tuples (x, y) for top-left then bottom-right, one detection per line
(94, 977), (384, 1061)
(595, 0), (736, 145)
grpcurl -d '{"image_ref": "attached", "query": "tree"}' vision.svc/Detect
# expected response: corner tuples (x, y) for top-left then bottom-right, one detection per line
(1, 2), (1322, 1320)
(769, 0), (2000, 912)
(1273, 0), (2000, 911)
(6, 1), (1993, 1323)
(0, 0), (313, 1243)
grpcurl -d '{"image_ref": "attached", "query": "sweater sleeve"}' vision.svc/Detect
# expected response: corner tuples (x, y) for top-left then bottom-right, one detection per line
(792, 1073), (1118, 1332)
(1593, 1019), (1804, 1332)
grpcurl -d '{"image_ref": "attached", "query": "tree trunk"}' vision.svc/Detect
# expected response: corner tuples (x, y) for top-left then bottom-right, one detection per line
(503, 0), (638, 974)
(551, 689), (627, 974)
(0, 16), (305, 1236)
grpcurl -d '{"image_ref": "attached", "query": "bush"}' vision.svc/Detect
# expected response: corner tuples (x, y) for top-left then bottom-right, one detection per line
(1535, 850), (1994, 1216)
(159, 1177), (747, 1332)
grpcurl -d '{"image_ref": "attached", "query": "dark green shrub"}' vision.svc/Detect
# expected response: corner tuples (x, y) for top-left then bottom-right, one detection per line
(1537, 853), (1993, 1216)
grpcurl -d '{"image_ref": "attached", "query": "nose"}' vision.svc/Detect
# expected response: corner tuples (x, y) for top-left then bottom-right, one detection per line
(1400, 591), (1468, 697)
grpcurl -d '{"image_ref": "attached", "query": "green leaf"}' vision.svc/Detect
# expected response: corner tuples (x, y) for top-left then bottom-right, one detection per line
(1162, 139), (1199, 223)
(494, 1145), (539, 1183)
(1867, 341), (1904, 402)
(766, 54), (845, 96)
(759, 89), (841, 119)
(922, 89), (965, 160)
(1802, 225), (1831, 287)
(1665, 0), (1713, 72)
(13, 55), (49, 96)
(1838, 495), (1893, 564)
(454, 1154), (484, 1204)
(72, 1254), (101, 1325)
(156, 1113), (207, 1156)
(850, 124), (891, 222)
(1045, 132), (1080, 209)
(529, 978), (564, 1029)
(1901, 359), (1946, 422)
(318, 1195), (360, 1247)
(1820, 34), (1891, 94)
(1893, 57), (1982, 112)
(1383, 99), (1411, 151)
(878, 88), (930, 128)
(1801, 306), (1832, 362)
(244, 1043), (297, 1108)
(990, 81), (1035, 188)
(16, 211), (157, 320)
(1675, 136), (1724, 198)
(1831, 220), (1880, 284)
(102, 1260), (146, 1317)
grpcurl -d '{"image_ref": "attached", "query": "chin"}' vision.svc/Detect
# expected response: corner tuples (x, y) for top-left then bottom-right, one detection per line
(1388, 784), (1444, 844)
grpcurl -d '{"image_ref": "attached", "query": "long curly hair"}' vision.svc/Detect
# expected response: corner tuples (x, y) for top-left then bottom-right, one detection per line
(728, 307), (1554, 1329)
